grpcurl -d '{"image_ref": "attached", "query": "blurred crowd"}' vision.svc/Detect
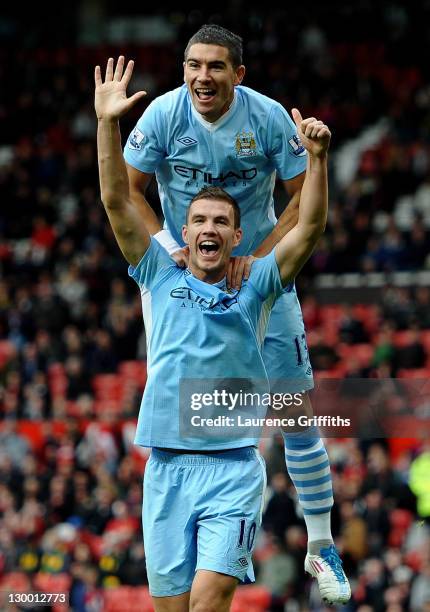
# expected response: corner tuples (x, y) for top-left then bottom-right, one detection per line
(0, 420), (429, 611)
(1, 1), (430, 610)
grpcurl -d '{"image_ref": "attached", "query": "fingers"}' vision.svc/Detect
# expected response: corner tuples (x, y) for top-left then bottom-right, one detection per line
(228, 257), (253, 290)
(105, 57), (114, 81)
(231, 258), (244, 290)
(243, 256), (256, 280)
(94, 65), (102, 87)
(128, 91), (147, 108)
(291, 108), (303, 128)
(98, 56), (136, 85)
(113, 55), (125, 81)
(292, 108), (330, 141)
(123, 59), (135, 87)
(171, 247), (190, 268)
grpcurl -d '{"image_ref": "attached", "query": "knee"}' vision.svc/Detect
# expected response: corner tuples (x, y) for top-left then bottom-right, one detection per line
(190, 601), (218, 612)
(190, 589), (233, 612)
(190, 598), (230, 612)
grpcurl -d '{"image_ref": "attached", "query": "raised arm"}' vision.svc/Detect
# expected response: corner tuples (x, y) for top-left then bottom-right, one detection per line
(95, 56), (149, 266)
(275, 109), (330, 285)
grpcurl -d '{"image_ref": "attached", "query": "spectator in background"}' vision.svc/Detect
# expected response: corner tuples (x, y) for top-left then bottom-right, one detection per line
(381, 287), (414, 330)
(86, 329), (117, 375)
(339, 500), (368, 565)
(65, 356), (92, 401)
(409, 442), (430, 522)
(372, 323), (396, 370)
(410, 562), (430, 612)
(394, 327), (426, 370)
(413, 287), (430, 329)
(262, 472), (300, 541)
(406, 217), (429, 270)
(339, 303), (369, 344)
(30, 275), (69, 335)
(56, 261), (89, 324)
(257, 536), (298, 607)
(360, 489), (390, 555)
(0, 420), (30, 469)
(361, 443), (416, 512)
(309, 329), (340, 370)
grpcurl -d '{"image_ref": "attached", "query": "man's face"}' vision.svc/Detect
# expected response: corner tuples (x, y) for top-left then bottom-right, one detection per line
(184, 44), (245, 123)
(182, 198), (242, 281)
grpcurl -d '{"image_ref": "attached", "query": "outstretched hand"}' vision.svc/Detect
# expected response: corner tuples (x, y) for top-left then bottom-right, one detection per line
(291, 108), (331, 158)
(94, 56), (146, 121)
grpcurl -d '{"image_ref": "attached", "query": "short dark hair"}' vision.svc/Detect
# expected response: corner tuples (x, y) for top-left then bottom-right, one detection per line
(184, 24), (243, 68)
(187, 186), (241, 228)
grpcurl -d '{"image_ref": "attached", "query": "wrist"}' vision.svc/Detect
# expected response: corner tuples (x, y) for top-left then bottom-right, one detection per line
(97, 116), (120, 124)
(308, 152), (328, 163)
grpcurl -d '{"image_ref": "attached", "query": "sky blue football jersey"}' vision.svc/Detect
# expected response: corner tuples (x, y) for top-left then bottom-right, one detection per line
(129, 238), (286, 449)
(124, 85), (307, 256)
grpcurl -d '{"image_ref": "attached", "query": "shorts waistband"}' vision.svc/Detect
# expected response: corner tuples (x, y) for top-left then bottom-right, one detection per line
(151, 446), (257, 465)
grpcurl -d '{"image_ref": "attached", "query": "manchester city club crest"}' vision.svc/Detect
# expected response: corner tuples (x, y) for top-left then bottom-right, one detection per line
(235, 130), (257, 157)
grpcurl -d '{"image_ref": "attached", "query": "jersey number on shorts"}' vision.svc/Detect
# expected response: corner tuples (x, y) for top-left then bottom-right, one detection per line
(238, 519), (256, 551)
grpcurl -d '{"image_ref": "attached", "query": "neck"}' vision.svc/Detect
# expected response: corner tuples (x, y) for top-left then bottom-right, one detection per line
(197, 93), (235, 124)
(188, 263), (227, 284)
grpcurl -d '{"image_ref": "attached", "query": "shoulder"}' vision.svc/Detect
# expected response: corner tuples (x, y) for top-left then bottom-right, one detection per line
(236, 86), (283, 112)
(247, 251), (285, 298)
(150, 85), (189, 114)
(128, 237), (179, 290)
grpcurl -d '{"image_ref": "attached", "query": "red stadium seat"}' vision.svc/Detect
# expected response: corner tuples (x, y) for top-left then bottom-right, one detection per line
(93, 399), (123, 416)
(388, 509), (413, 547)
(104, 587), (153, 612)
(0, 571), (31, 591)
(232, 585), (271, 612)
(92, 374), (124, 401)
(397, 368), (430, 379)
(0, 339), (15, 367)
(352, 304), (380, 334)
(393, 331), (413, 347)
(337, 343), (373, 367)
(33, 572), (71, 593)
(421, 330), (430, 354)
(118, 360), (147, 386)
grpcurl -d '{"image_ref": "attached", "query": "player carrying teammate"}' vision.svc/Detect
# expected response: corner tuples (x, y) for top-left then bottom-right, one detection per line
(95, 56), (350, 610)
(123, 25), (350, 604)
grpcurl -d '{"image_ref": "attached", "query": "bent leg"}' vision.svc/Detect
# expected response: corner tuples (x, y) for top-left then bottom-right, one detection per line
(190, 570), (238, 612)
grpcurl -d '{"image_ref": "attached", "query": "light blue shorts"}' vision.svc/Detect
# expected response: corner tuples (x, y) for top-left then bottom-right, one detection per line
(143, 447), (266, 597)
(263, 286), (314, 391)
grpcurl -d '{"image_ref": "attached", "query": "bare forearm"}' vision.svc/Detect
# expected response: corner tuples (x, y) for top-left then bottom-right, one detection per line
(276, 154), (327, 283)
(97, 118), (130, 208)
(252, 191), (300, 257)
(97, 117), (150, 265)
(129, 187), (162, 234)
(298, 154), (327, 233)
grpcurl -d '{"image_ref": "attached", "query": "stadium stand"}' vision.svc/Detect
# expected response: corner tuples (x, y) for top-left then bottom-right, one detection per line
(1, 1), (430, 610)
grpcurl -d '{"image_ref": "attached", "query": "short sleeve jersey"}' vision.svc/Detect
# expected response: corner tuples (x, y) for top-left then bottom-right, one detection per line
(124, 85), (307, 256)
(129, 238), (286, 449)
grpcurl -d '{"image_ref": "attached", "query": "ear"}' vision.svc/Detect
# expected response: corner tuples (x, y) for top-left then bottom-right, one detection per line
(182, 225), (189, 244)
(233, 227), (242, 247)
(183, 61), (186, 83)
(234, 65), (246, 86)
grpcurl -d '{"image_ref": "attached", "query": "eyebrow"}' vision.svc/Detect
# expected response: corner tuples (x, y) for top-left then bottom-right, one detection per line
(186, 58), (227, 68)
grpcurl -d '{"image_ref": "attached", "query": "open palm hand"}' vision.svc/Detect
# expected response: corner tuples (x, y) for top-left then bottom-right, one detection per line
(94, 56), (146, 121)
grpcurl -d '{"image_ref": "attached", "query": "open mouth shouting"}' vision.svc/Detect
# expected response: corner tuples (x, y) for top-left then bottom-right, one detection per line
(198, 240), (220, 259)
(195, 87), (216, 103)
